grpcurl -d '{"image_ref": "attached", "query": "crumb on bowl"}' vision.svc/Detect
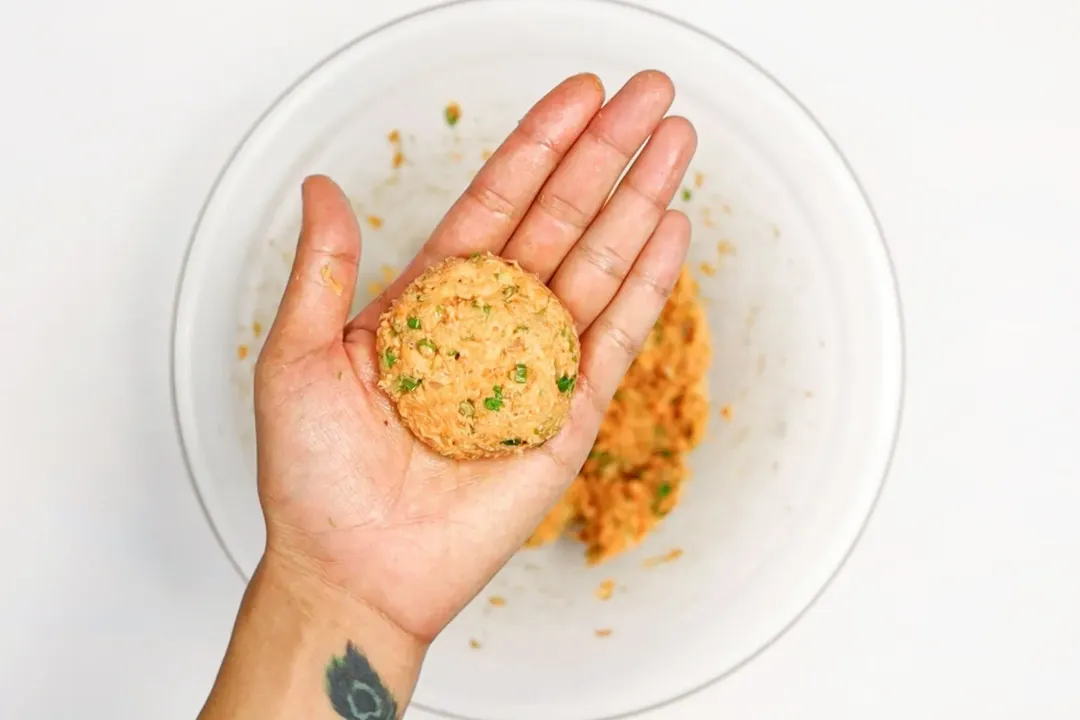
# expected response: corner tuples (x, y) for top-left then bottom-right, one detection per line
(445, 101), (462, 127)
(643, 548), (684, 568)
(595, 579), (615, 601)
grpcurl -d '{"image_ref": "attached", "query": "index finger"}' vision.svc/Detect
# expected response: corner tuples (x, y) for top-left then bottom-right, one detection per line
(351, 73), (605, 331)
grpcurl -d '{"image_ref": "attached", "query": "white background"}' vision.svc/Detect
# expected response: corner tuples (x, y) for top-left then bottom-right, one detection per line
(1, 0), (1077, 717)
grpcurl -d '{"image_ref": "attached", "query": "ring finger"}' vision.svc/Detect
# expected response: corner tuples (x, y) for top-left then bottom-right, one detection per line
(548, 115), (696, 332)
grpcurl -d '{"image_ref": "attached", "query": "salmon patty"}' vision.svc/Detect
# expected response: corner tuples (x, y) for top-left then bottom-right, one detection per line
(376, 253), (580, 460)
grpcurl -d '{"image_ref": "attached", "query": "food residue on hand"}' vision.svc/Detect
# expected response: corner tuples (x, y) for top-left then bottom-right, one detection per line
(481, 148), (493, 161)
(595, 579), (615, 601)
(380, 265), (397, 283)
(698, 262), (717, 277)
(367, 281), (385, 299)
(717, 240), (736, 256)
(643, 548), (684, 568)
(445, 101), (462, 127)
(488, 595), (506, 607)
(594, 629), (613, 638)
(236, 345), (249, 361)
(702, 207), (716, 228)
(320, 264), (344, 296)
(469, 639), (482, 650)
(252, 321), (263, 337)
(693, 171), (705, 188)
(720, 404), (734, 422)
(366, 215), (384, 229)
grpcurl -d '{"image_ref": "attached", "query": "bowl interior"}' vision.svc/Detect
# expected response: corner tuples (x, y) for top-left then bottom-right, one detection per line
(173, 2), (902, 719)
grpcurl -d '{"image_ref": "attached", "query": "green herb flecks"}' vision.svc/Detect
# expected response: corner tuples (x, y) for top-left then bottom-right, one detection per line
(681, 187), (692, 202)
(445, 102), (461, 127)
(459, 400), (475, 417)
(557, 374), (576, 393)
(384, 350), (397, 368)
(501, 438), (523, 446)
(513, 364), (528, 383)
(417, 338), (438, 354)
(502, 285), (518, 301)
(589, 450), (614, 469)
(652, 481), (674, 516)
(407, 316), (421, 330)
(398, 376), (421, 392)
(483, 385), (504, 411)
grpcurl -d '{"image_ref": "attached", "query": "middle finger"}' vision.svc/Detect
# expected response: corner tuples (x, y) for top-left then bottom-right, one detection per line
(549, 114), (697, 332)
(502, 70), (675, 281)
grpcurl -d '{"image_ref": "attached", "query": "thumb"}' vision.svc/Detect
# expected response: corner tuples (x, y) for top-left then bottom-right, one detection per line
(264, 175), (361, 362)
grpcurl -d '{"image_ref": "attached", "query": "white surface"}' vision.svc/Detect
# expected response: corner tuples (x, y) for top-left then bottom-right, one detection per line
(0, 0), (1077, 718)
(173, 2), (901, 717)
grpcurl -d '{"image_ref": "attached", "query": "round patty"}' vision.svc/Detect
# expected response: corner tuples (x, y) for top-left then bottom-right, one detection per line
(376, 253), (580, 460)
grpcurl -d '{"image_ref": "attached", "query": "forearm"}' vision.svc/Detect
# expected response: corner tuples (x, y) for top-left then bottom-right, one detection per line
(199, 550), (426, 720)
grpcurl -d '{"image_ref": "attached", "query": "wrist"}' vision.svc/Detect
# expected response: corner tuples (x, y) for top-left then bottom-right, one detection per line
(200, 547), (427, 720)
(259, 547), (430, 704)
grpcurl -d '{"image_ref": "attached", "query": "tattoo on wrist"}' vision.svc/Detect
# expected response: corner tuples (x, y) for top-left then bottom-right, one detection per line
(325, 642), (398, 719)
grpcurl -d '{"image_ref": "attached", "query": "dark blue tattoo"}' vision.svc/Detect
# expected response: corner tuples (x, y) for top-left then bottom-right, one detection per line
(325, 642), (397, 719)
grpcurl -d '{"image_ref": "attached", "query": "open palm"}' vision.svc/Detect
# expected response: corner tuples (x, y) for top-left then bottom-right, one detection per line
(254, 72), (696, 644)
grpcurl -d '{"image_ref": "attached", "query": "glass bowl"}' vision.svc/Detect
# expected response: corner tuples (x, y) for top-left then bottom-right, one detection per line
(172, 1), (904, 718)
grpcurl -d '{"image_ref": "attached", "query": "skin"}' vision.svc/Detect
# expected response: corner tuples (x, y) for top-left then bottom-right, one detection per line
(199, 70), (697, 719)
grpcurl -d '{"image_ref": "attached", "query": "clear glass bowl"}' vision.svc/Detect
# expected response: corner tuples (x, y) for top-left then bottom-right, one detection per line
(172, 1), (904, 718)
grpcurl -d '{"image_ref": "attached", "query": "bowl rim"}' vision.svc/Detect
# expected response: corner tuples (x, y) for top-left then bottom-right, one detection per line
(169, 0), (907, 717)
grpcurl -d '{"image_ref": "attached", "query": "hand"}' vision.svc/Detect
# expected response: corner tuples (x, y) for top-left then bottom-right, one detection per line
(255, 71), (697, 646)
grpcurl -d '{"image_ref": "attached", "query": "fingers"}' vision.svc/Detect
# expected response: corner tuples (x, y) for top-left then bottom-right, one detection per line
(350, 73), (605, 332)
(500, 211), (689, 503)
(261, 176), (361, 364)
(548, 115), (696, 332)
(501, 70), (675, 280)
(575, 210), (691, 415)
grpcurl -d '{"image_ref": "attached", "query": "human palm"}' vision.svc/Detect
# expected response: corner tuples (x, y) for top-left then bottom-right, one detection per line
(254, 71), (696, 644)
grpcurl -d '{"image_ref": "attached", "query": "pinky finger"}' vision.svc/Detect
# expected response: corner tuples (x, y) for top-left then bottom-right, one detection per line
(576, 209), (690, 413)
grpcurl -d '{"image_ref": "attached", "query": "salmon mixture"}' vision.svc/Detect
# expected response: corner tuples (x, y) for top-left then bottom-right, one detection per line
(526, 268), (711, 563)
(376, 253), (579, 460)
